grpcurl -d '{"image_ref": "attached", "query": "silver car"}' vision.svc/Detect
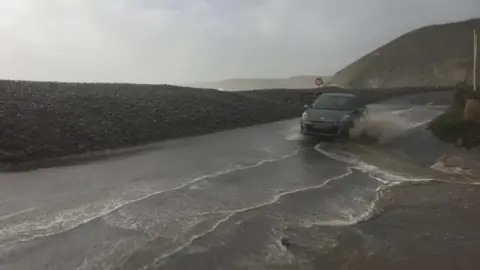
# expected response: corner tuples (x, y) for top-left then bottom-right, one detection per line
(300, 93), (368, 138)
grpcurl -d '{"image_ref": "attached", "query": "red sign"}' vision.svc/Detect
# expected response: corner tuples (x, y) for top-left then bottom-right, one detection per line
(315, 77), (324, 86)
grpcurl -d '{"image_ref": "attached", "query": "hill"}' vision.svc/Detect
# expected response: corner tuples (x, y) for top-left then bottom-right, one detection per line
(329, 18), (480, 88)
(187, 75), (332, 91)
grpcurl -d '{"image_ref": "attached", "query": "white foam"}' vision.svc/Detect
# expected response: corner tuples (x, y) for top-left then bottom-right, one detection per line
(101, 209), (144, 231)
(301, 190), (382, 229)
(284, 125), (305, 141)
(302, 218), (357, 227)
(141, 168), (355, 269)
(430, 161), (477, 178)
(189, 184), (200, 190)
(306, 142), (433, 229)
(75, 236), (141, 270)
(351, 106), (443, 143)
(266, 238), (297, 265)
(0, 207), (37, 221)
(139, 212), (235, 270)
(307, 142), (434, 229)
(391, 108), (414, 115)
(314, 143), (432, 184)
(0, 150), (301, 248)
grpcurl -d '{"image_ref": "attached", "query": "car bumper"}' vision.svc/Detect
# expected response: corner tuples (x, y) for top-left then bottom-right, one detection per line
(301, 121), (351, 138)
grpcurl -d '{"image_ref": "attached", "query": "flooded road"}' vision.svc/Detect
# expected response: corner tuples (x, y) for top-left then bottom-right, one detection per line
(1, 91), (479, 270)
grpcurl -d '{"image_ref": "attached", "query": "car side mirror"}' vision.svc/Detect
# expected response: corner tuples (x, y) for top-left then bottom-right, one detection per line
(304, 104), (311, 109)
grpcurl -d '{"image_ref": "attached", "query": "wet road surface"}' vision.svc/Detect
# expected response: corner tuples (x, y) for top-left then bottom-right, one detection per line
(1, 91), (480, 270)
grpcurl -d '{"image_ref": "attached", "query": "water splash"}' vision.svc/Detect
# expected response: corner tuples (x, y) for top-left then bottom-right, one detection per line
(350, 106), (443, 144)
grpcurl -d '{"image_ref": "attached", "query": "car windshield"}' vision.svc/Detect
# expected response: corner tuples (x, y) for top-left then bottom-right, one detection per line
(311, 95), (357, 110)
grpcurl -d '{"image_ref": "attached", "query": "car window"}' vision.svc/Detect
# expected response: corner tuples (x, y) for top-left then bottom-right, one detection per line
(311, 95), (357, 110)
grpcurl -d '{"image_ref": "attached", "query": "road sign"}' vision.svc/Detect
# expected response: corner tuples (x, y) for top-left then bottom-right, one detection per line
(315, 77), (324, 87)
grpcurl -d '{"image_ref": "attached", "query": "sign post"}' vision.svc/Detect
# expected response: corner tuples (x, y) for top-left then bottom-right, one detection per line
(314, 77), (324, 88)
(474, 29), (477, 91)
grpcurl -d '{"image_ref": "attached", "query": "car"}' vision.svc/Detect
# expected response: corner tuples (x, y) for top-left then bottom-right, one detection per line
(300, 92), (368, 138)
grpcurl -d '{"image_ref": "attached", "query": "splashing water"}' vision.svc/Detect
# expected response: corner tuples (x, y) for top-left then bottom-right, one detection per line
(350, 106), (443, 144)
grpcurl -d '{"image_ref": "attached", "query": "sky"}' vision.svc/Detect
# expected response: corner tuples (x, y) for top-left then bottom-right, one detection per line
(0, 0), (478, 85)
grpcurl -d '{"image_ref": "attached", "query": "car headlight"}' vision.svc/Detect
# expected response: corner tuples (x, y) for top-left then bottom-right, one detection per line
(340, 114), (351, 122)
(302, 112), (312, 123)
(302, 111), (308, 121)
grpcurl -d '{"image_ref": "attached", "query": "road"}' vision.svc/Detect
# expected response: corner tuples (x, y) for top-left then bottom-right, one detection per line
(1, 91), (480, 270)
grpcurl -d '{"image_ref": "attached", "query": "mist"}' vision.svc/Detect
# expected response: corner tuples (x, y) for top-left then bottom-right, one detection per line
(0, 0), (478, 84)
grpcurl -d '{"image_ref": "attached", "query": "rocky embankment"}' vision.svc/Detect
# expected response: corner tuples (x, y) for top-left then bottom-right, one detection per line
(0, 80), (453, 169)
(0, 80), (317, 166)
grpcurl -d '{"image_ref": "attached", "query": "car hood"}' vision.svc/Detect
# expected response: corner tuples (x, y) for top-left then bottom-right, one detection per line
(305, 108), (353, 122)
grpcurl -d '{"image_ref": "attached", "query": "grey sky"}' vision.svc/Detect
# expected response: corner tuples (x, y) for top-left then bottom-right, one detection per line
(0, 0), (478, 84)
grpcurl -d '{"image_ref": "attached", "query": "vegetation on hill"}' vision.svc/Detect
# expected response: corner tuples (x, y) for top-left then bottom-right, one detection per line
(330, 18), (480, 88)
(428, 85), (480, 149)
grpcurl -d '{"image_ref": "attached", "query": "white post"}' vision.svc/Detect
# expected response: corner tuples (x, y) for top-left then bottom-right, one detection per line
(474, 29), (477, 91)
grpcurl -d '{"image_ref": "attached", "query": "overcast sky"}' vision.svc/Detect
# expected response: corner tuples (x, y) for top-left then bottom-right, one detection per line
(0, 0), (478, 84)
